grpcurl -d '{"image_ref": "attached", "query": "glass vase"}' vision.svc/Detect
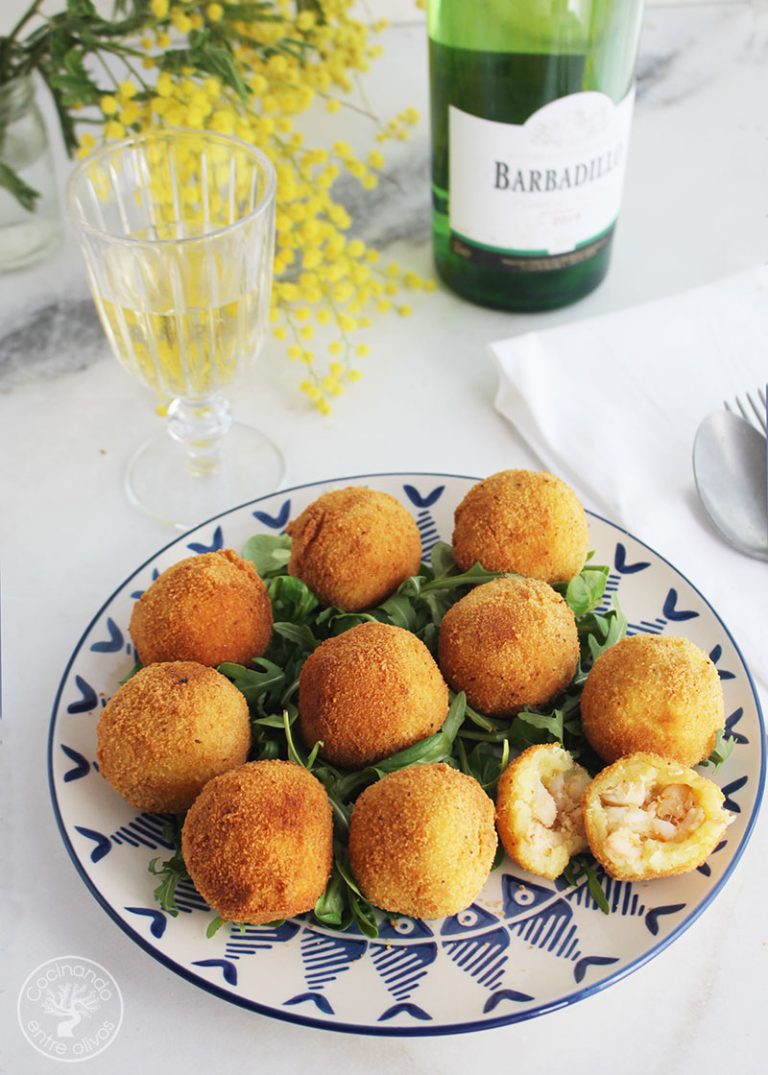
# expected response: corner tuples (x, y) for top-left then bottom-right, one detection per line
(0, 73), (62, 272)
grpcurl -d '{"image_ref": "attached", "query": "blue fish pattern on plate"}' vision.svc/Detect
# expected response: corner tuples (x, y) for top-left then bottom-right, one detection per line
(47, 474), (766, 1036)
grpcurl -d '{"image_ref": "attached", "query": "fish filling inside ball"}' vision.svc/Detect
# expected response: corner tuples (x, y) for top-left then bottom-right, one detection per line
(584, 753), (733, 881)
(495, 744), (590, 880)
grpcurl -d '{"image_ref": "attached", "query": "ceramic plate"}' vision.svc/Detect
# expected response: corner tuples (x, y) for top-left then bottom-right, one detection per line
(48, 473), (766, 1036)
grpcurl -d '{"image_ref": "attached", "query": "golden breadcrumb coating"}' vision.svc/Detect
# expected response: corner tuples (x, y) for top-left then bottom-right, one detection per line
(580, 635), (724, 766)
(438, 577), (579, 716)
(129, 549), (273, 667)
(96, 661), (250, 812)
(181, 760), (333, 924)
(298, 621), (448, 769)
(496, 744), (590, 880)
(583, 752), (732, 881)
(286, 486), (422, 611)
(348, 763), (497, 919)
(452, 469), (589, 582)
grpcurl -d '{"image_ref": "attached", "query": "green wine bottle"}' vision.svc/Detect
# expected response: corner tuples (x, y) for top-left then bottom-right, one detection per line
(428, 1), (644, 311)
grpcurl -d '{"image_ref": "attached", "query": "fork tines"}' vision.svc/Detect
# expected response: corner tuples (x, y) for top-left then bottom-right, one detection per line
(725, 386), (767, 434)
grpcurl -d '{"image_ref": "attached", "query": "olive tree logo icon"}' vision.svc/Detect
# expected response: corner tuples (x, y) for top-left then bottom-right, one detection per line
(18, 956), (123, 1062)
(41, 980), (102, 1038)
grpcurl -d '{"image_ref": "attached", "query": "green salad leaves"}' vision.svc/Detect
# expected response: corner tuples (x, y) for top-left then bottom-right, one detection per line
(146, 535), (734, 934)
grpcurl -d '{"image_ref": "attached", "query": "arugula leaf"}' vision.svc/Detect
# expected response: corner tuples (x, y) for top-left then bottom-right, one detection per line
(206, 915), (224, 939)
(701, 728), (736, 769)
(267, 574), (318, 622)
(313, 865), (351, 930)
(420, 562), (507, 594)
(242, 533), (292, 577)
(283, 708), (314, 769)
(272, 621), (319, 652)
(349, 891), (378, 938)
(490, 842), (506, 871)
(376, 592), (420, 631)
(218, 658), (286, 708)
(429, 541), (457, 579)
(557, 564), (609, 616)
(562, 854), (609, 914)
(576, 599), (628, 670)
(460, 739), (510, 792)
(147, 821), (188, 917)
(316, 607), (379, 633)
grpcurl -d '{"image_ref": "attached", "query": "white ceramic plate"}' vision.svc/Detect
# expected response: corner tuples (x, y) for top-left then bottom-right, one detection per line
(48, 473), (766, 1036)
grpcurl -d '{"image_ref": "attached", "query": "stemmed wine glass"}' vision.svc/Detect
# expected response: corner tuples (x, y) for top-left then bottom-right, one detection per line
(67, 129), (284, 529)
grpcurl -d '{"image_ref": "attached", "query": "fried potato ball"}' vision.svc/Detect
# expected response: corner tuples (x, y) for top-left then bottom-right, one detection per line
(580, 635), (724, 767)
(181, 760), (333, 924)
(438, 577), (579, 717)
(96, 662), (250, 812)
(298, 622), (448, 769)
(496, 744), (590, 880)
(452, 469), (589, 582)
(583, 752), (733, 881)
(129, 549), (272, 667)
(286, 486), (422, 611)
(348, 763), (497, 919)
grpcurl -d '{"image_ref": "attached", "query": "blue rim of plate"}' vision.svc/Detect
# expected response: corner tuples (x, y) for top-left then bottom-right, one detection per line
(48, 471), (767, 1036)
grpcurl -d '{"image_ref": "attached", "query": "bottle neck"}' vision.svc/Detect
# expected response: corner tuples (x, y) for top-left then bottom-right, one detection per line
(428, 1), (644, 59)
(428, 0), (586, 52)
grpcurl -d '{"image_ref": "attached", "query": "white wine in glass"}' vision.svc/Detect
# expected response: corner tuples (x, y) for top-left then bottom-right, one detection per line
(67, 129), (284, 529)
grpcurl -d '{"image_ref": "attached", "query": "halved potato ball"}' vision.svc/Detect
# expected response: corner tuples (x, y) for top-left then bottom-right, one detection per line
(583, 752), (733, 881)
(452, 469), (589, 582)
(438, 577), (579, 716)
(181, 760), (333, 924)
(496, 744), (590, 880)
(348, 763), (497, 919)
(96, 661), (250, 812)
(286, 486), (422, 611)
(580, 634), (724, 766)
(129, 549), (273, 667)
(298, 621), (449, 769)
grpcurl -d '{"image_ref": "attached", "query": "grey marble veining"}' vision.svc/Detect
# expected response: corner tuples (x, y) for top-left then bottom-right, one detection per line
(0, 298), (106, 390)
(339, 149), (431, 248)
(637, 3), (768, 106)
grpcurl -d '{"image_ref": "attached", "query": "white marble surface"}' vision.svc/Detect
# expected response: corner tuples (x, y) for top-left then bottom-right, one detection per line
(2, 2), (767, 1073)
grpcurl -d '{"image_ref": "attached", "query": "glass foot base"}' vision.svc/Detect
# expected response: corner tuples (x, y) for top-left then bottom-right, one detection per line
(126, 421), (285, 530)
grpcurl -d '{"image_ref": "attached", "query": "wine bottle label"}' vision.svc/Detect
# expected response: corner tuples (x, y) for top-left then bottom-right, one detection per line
(448, 88), (635, 268)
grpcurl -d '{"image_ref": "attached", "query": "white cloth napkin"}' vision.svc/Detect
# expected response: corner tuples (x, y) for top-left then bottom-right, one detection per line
(491, 266), (768, 695)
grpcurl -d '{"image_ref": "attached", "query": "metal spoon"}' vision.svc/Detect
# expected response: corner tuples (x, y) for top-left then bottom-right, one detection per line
(693, 410), (768, 561)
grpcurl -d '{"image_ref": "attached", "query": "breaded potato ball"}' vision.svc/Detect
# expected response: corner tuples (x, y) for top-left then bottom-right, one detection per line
(181, 760), (333, 924)
(580, 635), (724, 766)
(496, 744), (590, 880)
(348, 763), (497, 919)
(130, 549), (272, 667)
(452, 469), (589, 582)
(96, 662), (250, 812)
(286, 486), (422, 611)
(583, 752), (733, 881)
(298, 622), (448, 769)
(438, 577), (579, 717)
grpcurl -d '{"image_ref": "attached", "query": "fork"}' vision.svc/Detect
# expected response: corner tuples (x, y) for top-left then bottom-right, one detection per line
(724, 386), (767, 435)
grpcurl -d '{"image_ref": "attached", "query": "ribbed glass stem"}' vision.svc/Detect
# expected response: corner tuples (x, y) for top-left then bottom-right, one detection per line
(167, 395), (233, 476)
